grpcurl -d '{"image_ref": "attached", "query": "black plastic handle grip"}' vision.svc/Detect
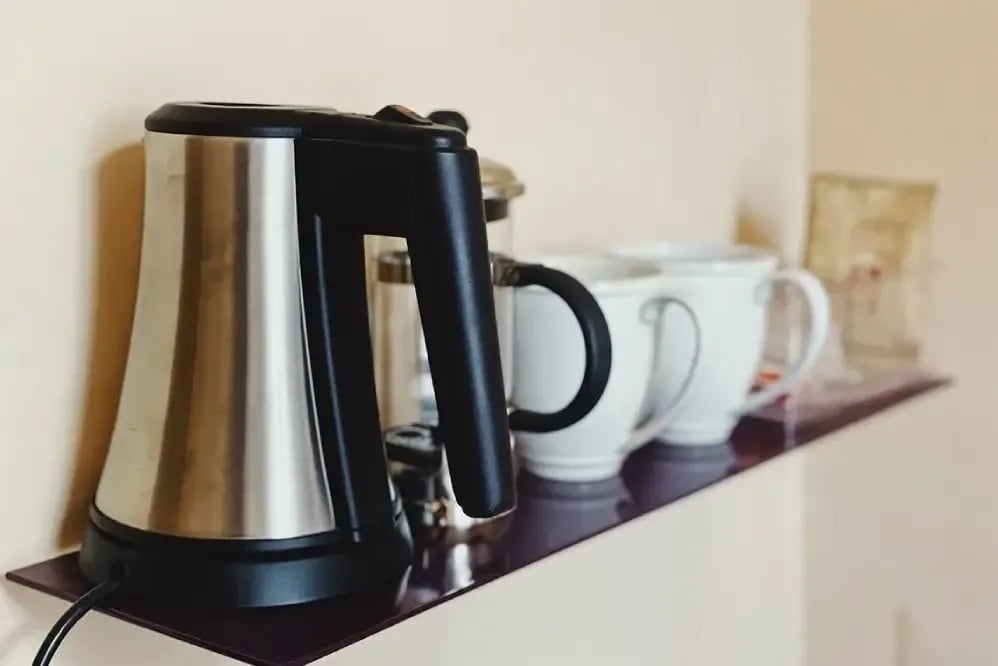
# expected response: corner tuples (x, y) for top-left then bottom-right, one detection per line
(295, 130), (514, 530)
(406, 149), (515, 518)
(506, 264), (612, 433)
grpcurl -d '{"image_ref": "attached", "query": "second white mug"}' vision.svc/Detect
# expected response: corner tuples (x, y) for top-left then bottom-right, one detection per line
(613, 242), (831, 446)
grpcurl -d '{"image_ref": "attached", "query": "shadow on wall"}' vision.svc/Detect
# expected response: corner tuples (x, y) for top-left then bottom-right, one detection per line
(58, 144), (145, 548)
(735, 206), (780, 253)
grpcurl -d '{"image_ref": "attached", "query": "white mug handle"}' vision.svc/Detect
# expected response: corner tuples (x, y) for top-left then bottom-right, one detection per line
(624, 297), (702, 450)
(736, 268), (830, 415)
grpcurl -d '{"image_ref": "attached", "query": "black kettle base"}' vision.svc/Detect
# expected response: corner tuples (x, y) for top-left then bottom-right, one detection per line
(79, 506), (413, 608)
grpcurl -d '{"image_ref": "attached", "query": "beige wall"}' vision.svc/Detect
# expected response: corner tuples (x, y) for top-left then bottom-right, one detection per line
(0, 0), (807, 662)
(808, 0), (998, 663)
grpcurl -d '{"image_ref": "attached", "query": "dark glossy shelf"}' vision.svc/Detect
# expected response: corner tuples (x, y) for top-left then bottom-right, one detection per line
(7, 375), (950, 666)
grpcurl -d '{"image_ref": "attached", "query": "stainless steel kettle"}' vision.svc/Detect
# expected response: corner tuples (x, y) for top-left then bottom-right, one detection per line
(79, 102), (515, 608)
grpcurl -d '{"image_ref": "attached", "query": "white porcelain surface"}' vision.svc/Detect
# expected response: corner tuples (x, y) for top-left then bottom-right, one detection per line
(613, 243), (830, 445)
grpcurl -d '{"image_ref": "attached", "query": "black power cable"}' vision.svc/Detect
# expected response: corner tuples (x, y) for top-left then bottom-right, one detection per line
(33, 573), (123, 666)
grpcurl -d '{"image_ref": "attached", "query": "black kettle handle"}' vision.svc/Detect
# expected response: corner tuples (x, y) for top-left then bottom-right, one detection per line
(296, 121), (515, 526)
(506, 264), (612, 433)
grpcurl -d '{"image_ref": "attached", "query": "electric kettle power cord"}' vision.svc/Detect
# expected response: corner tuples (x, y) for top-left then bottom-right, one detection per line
(32, 573), (123, 666)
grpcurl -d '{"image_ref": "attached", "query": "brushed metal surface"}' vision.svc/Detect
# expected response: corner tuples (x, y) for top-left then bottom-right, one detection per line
(375, 250), (517, 285)
(94, 131), (336, 539)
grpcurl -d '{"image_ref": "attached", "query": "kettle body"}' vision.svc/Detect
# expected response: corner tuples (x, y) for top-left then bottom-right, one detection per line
(94, 130), (337, 540)
(80, 102), (515, 608)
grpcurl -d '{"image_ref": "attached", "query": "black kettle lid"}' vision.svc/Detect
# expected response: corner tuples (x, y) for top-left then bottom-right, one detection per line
(146, 102), (306, 138)
(145, 102), (465, 149)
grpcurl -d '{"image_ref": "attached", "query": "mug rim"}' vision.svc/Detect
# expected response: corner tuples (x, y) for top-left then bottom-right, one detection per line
(612, 242), (779, 273)
(517, 253), (664, 296)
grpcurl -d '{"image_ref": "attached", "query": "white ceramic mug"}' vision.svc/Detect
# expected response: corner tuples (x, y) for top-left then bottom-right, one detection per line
(613, 242), (831, 445)
(512, 255), (700, 482)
